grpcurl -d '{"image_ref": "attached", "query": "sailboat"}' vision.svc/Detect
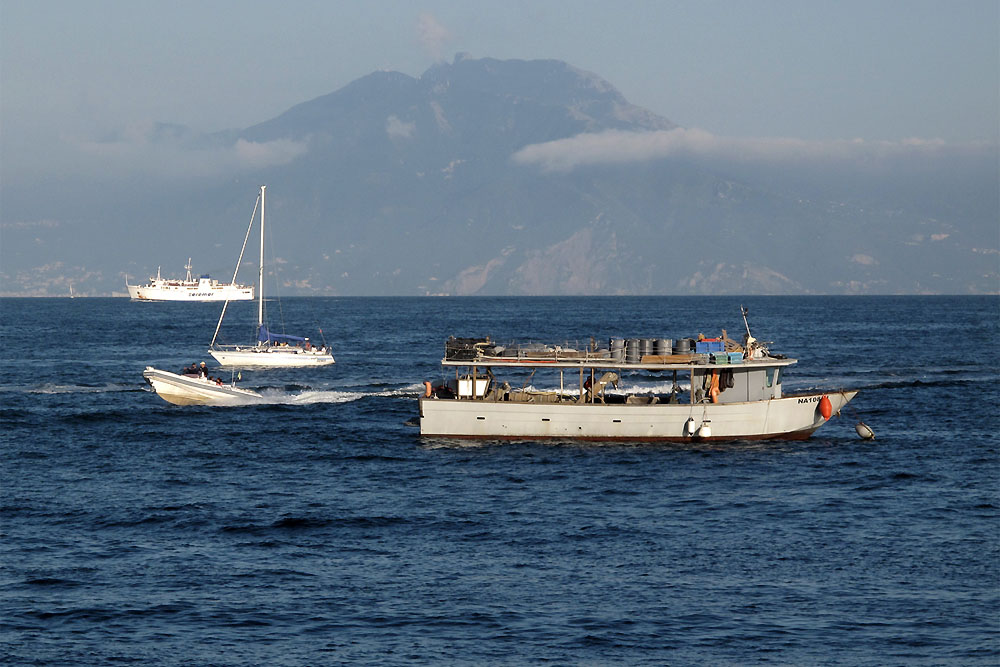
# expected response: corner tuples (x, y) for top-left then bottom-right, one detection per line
(208, 185), (335, 367)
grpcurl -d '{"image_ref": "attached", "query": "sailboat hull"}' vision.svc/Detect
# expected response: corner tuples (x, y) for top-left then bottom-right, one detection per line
(143, 367), (262, 405)
(209, 348), (335, 367)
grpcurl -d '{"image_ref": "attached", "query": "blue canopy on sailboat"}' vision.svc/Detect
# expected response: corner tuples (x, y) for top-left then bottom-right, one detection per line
(257, 325), (307, 344)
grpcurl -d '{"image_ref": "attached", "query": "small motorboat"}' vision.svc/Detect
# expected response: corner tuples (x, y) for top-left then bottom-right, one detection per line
(142, 366), (262, 406)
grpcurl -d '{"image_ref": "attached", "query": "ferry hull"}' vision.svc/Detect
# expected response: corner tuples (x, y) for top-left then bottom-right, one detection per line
(142, 367), (261, 406)
(419, 391), (858, 442)
(209, 348), (335, 367)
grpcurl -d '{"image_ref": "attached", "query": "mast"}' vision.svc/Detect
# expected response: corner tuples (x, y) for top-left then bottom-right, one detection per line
(210, 190), (259, 348)
(258, 185), (265, 332)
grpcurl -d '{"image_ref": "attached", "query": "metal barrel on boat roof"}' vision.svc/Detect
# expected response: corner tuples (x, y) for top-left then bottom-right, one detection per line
(654, 339), (672, 355)
(625, 339), (640, 364)
(610, 338), (625, 362)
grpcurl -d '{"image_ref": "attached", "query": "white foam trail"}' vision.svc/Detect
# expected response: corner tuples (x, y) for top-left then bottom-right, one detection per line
(25, 383), (133, 395)
(257, 389), (366, 405)
(243, 383), (427, 405)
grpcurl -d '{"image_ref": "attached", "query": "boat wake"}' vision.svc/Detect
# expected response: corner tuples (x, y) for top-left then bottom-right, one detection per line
(256, 389), (366, 405)
(253, 383), (425, 405)
(18, 383), (140, 395)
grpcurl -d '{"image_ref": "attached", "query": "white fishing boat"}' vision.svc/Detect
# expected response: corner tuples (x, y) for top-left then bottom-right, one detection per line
(126, 259), (254, 302)
(142, 366), (262, 406)
(208, 185), (334, 367)
(418, 309), (865, 442)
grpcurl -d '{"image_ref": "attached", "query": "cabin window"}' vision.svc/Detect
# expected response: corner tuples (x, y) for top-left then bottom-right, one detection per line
(766, 368), (775, 387)
(774, 368), (781, 385)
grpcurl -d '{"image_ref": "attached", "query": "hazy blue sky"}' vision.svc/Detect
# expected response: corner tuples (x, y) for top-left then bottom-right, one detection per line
(2, 0), (997, 171)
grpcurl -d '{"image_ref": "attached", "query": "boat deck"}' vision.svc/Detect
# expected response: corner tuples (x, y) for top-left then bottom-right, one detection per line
(441, 355), (797, 371)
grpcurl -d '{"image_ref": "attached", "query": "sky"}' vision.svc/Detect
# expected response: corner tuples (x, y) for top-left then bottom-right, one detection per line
(2, 0), (997, 180)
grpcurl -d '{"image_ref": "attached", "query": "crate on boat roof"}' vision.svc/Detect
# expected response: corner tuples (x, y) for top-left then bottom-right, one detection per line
(445, 336), (494, 360)
(728, 351), (744, 363)
(696, 340), (724, 354)
(710, 352), (730, 364)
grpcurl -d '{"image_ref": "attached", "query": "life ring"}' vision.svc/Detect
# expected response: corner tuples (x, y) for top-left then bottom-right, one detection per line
(424, 381), (433, 398)
(708, 370), (720, 404)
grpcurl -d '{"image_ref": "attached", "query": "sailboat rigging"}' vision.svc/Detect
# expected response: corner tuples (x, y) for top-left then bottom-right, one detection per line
(208, 185), (335, 367)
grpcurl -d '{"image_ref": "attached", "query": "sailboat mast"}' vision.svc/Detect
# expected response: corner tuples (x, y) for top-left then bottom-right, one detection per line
(258, 185), (265, 330)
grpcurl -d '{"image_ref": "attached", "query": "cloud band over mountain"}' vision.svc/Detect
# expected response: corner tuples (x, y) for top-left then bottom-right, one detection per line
(511, 127), (995, 171)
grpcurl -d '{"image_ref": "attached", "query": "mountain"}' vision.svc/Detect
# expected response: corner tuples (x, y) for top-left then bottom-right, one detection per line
(1, 55), (996, 296)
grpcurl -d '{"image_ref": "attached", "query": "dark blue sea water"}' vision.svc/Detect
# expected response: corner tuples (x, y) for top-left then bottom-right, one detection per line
(2, 295), (998, 665)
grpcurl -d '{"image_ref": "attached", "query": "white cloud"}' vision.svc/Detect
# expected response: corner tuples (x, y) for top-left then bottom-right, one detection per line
(233, 138), (308, 167)
(386, 115), (415, 139)
(511, 127), (993, 172)
(69, 127), (308, 182)
(417, 13), (450, 62)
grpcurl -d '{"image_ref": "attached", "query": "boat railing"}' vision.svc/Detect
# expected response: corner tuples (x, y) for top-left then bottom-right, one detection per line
(443, 336), (794, 369)
(445, 337), (614, 362)
(487, 340), (611, 362)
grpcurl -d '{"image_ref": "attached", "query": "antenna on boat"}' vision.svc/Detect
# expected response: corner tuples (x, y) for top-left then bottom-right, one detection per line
(741, 305), (752, 338)
(740, 305), (762, 358)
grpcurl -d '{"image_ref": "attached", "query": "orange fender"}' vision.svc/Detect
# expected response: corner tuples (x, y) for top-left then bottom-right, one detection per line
(819, 395), (832, 419)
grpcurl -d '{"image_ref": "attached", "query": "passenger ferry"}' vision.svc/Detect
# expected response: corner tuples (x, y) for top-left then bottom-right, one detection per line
(126, 258), (254, 302)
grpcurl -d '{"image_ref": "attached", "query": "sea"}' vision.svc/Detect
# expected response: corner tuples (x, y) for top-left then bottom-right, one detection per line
(1, 295), (998, 665)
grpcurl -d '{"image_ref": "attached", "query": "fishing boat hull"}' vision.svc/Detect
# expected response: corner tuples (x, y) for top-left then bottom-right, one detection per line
(209, 347), (335, 367)
(418, 390), (858, 442)
(142, 367), (262, 406)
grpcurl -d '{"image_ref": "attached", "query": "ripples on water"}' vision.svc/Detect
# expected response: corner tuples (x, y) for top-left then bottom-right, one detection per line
(1, 296), (998, 665)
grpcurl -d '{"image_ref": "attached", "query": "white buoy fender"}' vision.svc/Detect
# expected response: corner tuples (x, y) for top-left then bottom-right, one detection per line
(855, 421), (875, 440)
(697, 422), (712, 438)
(685, 417), (697, 436)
